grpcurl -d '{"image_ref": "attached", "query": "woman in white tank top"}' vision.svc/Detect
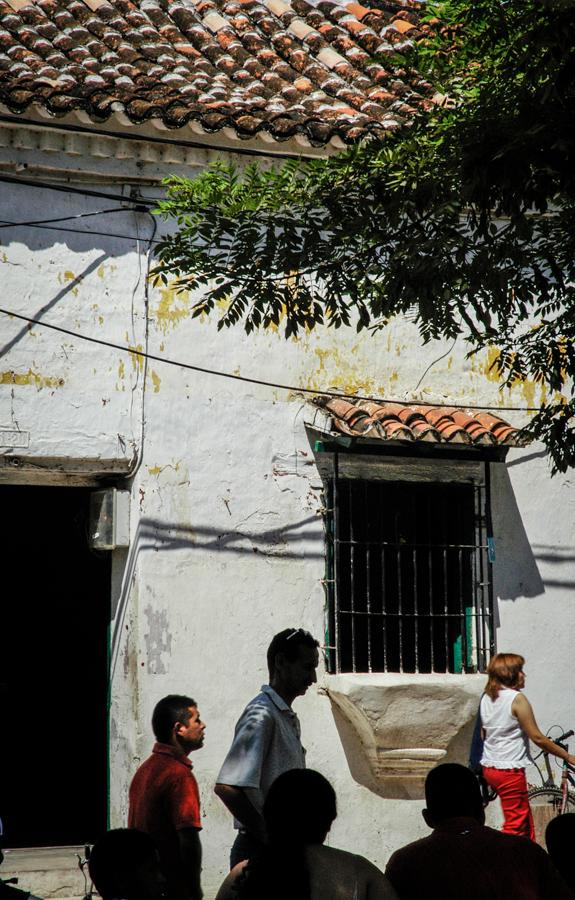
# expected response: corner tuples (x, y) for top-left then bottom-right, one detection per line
(480, 653), (575, 840)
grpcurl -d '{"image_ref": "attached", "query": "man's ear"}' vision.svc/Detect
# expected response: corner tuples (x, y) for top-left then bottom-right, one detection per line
(422, 809), (435, 829)
(174, 720), (185, 737)
(274, 652), (286, 674)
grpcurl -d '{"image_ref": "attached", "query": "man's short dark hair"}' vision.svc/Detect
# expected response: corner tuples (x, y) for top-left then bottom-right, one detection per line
(425, 763), (484, 824)
(152, 694), (196, 743)
(266, 629), (319, 679)
(88, 829), (157, 899)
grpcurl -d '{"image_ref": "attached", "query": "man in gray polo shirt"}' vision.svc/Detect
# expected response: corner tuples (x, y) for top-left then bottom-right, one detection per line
(215, 628), (320, 868)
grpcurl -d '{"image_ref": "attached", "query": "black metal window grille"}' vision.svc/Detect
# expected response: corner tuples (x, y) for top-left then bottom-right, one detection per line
(324, 468), (494, 674)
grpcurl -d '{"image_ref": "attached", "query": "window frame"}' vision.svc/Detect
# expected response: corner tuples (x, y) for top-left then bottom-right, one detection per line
(320, 445), (497, 676)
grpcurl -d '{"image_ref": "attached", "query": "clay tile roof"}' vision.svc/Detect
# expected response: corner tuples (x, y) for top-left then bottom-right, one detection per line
(0, 0), (434, 145)
(314, 397), (526, 447)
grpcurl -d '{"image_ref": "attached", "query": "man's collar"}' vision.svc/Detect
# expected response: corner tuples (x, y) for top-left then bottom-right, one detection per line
(152, 741), (193, 767)
(261, 684), (295, 714)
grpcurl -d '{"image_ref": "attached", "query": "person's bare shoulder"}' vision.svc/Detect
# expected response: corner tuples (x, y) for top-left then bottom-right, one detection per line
(214, 860), (248, 900)
(353, 853), (400, 900)
(307, 846), (399, 900)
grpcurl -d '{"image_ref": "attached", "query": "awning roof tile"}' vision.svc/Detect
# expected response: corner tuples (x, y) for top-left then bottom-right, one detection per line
(314, 397), (526, 448)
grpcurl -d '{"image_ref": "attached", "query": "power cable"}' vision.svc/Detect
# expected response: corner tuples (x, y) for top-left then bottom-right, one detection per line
(126, 211), (158, 480)
(0, 306), (542, 413)
(413, 330), (460, 391)
(0, 208), (137, 230)
(0, 218), (160, 245)
(0, 173), (157, 207)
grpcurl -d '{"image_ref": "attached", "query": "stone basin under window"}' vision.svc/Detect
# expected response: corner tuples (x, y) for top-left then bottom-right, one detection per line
(322, 672), (485, 799)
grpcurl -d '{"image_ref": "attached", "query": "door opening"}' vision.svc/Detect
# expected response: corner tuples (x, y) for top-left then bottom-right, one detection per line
(0, 485), (111, 847)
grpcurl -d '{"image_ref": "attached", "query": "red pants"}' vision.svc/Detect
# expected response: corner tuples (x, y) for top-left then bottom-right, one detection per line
(482, 766), (535, 841)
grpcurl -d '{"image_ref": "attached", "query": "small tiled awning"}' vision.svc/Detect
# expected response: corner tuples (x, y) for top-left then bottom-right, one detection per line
(314, 397), (525, 446)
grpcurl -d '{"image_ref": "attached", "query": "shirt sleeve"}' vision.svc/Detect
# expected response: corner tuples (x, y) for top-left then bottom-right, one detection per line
(167, 769), (202, 831)
(216, 701), (274, 790)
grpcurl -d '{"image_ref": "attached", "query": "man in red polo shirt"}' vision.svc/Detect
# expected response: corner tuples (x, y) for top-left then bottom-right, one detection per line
(129, 695), (205, 900)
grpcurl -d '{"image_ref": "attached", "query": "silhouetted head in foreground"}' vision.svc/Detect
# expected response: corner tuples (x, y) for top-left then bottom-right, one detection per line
(264, 769), (337, 845)
(546, 813), (575, 889)
(234, 770), (337, 900)
(423, 764), (485, 829)
(88, 829), (166, 900)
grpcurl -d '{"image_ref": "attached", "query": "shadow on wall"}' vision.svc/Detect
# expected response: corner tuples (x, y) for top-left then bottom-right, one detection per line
(109, 513), (323, 681)
(0, 251), (109, 359)
(490, 463), (544, 602)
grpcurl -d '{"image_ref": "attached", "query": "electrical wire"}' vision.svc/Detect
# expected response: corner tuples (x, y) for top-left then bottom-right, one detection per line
(0, 173), (157, 206)
(0, 208), (136, 230)
(126, 211), (158, 480)
(0, 218), (161, 245)
(0, 306), (542, 413)
(413, 332), (459, 391)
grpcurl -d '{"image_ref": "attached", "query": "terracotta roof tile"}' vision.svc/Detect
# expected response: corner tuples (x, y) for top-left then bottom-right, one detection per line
(0, 0), (433, 145)
(314, 397), (526, 447)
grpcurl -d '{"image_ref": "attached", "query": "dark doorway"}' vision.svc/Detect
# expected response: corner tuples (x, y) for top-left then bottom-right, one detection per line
(0, 485), (110, 847)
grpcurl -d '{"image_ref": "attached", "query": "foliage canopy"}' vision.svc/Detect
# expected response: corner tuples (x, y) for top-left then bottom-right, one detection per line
(153, 0), (575, 471)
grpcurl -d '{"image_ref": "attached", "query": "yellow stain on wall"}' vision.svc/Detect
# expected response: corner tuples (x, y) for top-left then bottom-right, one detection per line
(483, 347), (502, 383)
(129, 345), (144, 373)
(147, 462), (180, 476)
(0, 369), (64, 389)
(300, 346), (383, 397)
(151, 370), (161, 393)
(482, 346), (543, 408)
(118, 360), (125, 379)
(155, 286), (191, 333)
(97, 265), (106, 279)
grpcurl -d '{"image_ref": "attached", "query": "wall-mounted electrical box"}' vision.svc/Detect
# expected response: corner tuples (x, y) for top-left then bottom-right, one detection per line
(89, 488), (130, 550)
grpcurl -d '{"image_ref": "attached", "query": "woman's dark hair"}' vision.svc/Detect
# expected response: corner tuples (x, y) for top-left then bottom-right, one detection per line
(235, 770), (337, 900)
(485, 653), (525, 699)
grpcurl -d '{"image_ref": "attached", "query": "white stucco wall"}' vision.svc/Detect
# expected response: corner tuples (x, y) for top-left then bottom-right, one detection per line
(1, 130), (574, 895)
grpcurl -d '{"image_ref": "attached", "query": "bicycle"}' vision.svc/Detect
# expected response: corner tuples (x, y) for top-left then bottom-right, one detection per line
(527, 728), (575, 844)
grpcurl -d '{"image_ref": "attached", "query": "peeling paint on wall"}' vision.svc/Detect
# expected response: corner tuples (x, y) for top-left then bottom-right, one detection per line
(129, 344), (144, 373)
(301, 345), (384, 396)
(0, 369), (64, 389)
(144, 604), (172, 675)
(154, 286), (191, 333)
(147, 462), (180, 476)
(482, 346), (547, 409)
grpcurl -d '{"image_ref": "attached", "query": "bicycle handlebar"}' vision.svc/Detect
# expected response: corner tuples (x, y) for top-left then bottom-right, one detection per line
(556, 730), (574, 743)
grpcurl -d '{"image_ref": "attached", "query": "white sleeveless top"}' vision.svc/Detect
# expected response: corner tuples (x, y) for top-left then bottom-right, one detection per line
(480, 688), (531, 769)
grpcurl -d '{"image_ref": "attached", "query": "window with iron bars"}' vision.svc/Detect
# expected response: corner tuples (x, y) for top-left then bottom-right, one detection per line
(323, 465), (494, 674)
